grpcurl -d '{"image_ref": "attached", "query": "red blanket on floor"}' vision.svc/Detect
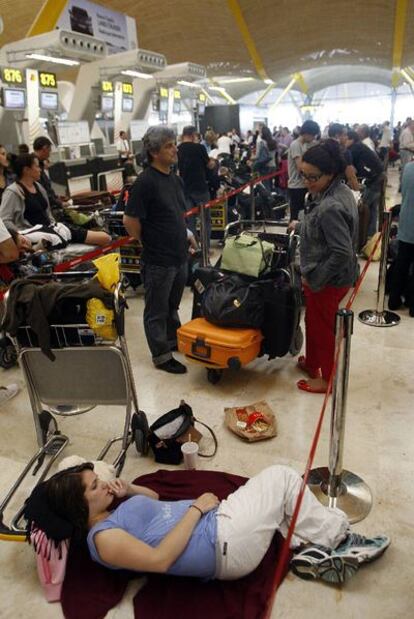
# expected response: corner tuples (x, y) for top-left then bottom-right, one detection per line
(61, 469), (290, 619)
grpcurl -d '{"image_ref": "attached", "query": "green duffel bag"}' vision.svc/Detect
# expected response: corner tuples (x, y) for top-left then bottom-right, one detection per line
(221, 233), (274, 278)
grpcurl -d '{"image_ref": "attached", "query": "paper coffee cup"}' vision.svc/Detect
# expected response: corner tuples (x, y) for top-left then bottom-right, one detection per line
(181, 441), (199, 470)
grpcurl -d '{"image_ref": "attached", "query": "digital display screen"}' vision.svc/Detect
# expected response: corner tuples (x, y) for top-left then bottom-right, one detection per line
(151, 93), (160, 111)
(122, 96), (134, 112)
(198, 103), (205, 116)
(39, 91), (59, 110)
(39, 72), (57, 89)
(2, 68), (23, 84)
(2, 88), (26, 110)
(122, 82), (133, 95)
(101, 95), (114, 112)
(159, 98), (168, 112)
(101, 80), (113, 93)
(173, 100), (181, 114)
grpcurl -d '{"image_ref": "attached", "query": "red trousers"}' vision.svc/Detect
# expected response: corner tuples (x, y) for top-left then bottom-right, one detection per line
(303, 284), (350, 381)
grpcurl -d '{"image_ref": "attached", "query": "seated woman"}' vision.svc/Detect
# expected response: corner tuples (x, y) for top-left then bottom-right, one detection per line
(28, 462), (390, 585)
(0, 154), (111, 247)
(289, 139), (359, 393)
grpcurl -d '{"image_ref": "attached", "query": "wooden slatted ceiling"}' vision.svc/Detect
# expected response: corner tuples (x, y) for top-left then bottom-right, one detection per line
(0, 0), (414, 81)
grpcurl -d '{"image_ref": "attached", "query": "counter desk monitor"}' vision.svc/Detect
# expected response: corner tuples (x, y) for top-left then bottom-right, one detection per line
(39, 91), (59, 111)
(1, 87), (26, 110)
(122, 97), (134, 113)
(101, 95), (114, 113)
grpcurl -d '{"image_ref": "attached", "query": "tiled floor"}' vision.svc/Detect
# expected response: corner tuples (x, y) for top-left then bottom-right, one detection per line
(0, 168), (412, 618)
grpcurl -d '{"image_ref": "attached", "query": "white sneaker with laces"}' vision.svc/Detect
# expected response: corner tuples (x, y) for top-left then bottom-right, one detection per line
(0, 384), (19, 407)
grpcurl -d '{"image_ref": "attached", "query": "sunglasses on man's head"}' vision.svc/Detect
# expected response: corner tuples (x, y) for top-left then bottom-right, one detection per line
(300, 171), (324, 182)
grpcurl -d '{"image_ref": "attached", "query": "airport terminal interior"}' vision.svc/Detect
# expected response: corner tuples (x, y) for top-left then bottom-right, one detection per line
(0, 1), (413, 618)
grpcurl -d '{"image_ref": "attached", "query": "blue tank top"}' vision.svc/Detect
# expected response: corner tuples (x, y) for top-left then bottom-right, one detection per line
(87, 496), (218, 579)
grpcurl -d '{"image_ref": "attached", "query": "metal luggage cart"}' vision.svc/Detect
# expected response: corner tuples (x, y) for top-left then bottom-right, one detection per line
(104, 211), (142, 290)
(0, 274), (149, 540)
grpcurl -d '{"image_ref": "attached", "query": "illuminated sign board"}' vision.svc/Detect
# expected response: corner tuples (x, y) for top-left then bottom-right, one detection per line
(39, 71), (57, 89)
(2, 68), (24, 85)
(159, 87), (169, 98)
(199, 92), (206, 103)
(122, 82), (133, 95)
(173, 89), (181, 114)
(101, 80), (113, 93)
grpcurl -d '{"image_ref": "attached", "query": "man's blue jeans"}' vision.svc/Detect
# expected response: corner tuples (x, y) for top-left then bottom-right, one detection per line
(141, 262), (188, 366)
(185, 190), (211, 250)
(363, 176), (383, 237)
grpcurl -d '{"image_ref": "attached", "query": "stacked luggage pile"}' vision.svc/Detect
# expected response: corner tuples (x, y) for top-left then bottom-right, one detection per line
(178, 220), (303, 383)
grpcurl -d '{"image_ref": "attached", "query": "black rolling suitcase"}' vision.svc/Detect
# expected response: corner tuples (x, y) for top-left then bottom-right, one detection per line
(260, 272), (302, 359)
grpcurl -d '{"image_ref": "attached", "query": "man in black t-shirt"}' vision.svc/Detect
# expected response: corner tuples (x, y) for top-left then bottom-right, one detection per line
(346, 130), (385, 237)
(177, 125), (214, 248)
(124, 127), (188, 374)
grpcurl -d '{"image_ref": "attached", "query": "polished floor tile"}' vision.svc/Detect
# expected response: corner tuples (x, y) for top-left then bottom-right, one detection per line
(0, 168), (412, 618)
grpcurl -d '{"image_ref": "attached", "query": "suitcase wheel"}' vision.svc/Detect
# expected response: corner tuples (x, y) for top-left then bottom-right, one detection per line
(207, 368), (223, 384)
(132, 411), (150, 456)
(227, 356), (241, 370)
(289, 326), (304, 356)
(0, 337), (17, 369)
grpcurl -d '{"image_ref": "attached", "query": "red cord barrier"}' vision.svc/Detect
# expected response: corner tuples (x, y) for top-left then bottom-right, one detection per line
(185, 168), (284, 218)
(53, 168), (285, 274)
(264, 217), (386, 617)
(53, 236), (134, 273)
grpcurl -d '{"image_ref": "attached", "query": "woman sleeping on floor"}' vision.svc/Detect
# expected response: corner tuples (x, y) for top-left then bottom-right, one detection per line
(0, 154), (111, 249)
(24, 462), (390, 585)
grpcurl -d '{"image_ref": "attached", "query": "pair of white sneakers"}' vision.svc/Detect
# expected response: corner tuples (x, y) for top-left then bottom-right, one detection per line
(0, 383), (19, 407)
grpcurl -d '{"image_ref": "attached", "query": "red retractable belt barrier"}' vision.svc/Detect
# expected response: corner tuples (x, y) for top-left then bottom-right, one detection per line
(53, 236), (133, 273)
(264, 218), (386, 617)
(52, 167), (285, 274)
(185, 168), (283, 218)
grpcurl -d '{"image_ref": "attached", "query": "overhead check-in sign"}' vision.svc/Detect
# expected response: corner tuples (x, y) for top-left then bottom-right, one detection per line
(173, 89), (181, 99)
(56, 0), (138, 55)
(2, 67), (24, 84)
(160, 87), (169, 98)
(122, 82), (133, 95)
(38, 72), (57, 89)
(101, 80), (113, 93)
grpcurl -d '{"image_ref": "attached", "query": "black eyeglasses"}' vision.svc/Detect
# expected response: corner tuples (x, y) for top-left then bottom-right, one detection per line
(300, 171), (324, 182)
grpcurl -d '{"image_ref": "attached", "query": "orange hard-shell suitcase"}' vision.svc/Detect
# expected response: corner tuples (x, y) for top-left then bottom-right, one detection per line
(177, 318), (263, 383)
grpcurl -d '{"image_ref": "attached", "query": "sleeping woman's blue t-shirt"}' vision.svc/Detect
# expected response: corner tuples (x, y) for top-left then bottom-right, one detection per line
(87, 496), (218, 579)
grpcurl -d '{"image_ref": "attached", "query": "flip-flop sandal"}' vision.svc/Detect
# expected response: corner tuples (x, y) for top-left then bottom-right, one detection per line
(297, 379), (330, 394)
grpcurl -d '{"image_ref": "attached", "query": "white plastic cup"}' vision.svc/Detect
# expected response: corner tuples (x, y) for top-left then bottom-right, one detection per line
(181, 441), (199, 470)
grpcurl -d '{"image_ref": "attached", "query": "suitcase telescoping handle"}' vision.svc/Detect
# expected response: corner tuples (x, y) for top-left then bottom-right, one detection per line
(191, 337), (211, 359)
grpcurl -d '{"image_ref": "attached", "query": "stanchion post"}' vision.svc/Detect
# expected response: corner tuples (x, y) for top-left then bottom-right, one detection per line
(198, 203), (209, 267)
(359, 210), (400, 327)
(250, 177), (256, 221)
(307, 309), (373, 523)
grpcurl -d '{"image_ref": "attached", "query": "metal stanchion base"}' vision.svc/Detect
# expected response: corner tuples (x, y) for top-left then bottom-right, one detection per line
(358, 309), (400, 327)
(307, 467), (372, 524)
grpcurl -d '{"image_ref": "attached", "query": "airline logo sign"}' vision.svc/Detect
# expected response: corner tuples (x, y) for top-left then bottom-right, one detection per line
(57, 0), (138, 55)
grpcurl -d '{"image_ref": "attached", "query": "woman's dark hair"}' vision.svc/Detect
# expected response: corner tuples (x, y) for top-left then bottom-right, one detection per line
(12, 153), (39, 179)
(18, 143), (30, 154)
(347, 130), (360, 143)
(261, 125), (277, 151)
(45, 462), (94, 539)
(302, 139), (347, 176)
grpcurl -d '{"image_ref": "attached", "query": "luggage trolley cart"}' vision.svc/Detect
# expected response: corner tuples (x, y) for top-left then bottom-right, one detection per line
(104, 210), (142, 290)
(0, 273), (149, 540)
(180, 219), (303, 384)
(224, 218), (303, 356)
